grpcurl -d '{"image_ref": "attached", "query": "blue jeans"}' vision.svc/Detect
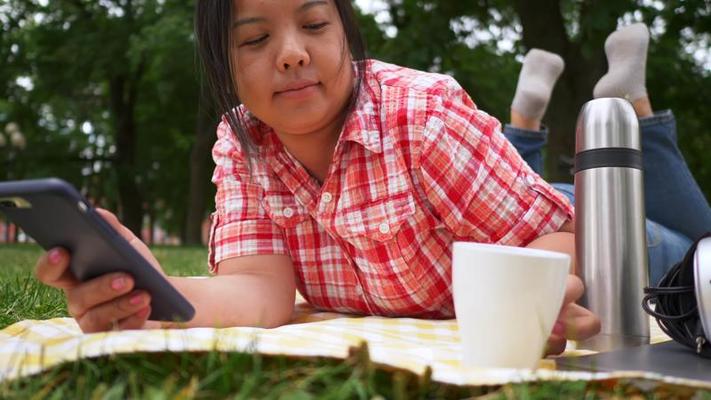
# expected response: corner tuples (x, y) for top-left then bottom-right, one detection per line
(504, 110), (711, 285)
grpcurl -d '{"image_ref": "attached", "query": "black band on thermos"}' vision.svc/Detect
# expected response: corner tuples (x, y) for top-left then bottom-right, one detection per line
(574, 147), (643, 173)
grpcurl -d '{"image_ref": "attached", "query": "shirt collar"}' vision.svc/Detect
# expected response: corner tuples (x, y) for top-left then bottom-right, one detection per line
(338, 68), (383, 154)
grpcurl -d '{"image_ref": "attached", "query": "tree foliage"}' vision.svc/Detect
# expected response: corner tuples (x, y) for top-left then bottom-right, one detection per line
(362, 0), (710, 197)
(1, 0), (205, 239)
(1, 0), (708, 242)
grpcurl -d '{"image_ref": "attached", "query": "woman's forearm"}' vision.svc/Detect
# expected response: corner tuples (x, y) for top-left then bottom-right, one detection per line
(526, 231), (577, 273)
(163, 273), (296, 329)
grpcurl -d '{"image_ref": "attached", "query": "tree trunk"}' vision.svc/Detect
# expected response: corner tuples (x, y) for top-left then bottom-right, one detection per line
(5, 222), (14, 243)
(109, 76), (144, 237)
(514, 0), (612, 183)
(184, 90), (217, 245)
(148, 208), (155, 245)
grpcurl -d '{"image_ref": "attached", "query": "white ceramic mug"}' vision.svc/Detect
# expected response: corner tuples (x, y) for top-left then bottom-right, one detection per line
(452, 242), (570, 369)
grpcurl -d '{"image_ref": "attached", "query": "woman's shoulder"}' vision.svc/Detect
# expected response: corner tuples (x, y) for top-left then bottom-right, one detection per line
(216, 106), (266, 143)
(213, 109), (273, 177)
(362, 59), (480, 136)
(365, 59), (465, 98)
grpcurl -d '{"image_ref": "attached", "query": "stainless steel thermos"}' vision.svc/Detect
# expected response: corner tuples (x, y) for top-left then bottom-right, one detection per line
(574, 98), (650, 351)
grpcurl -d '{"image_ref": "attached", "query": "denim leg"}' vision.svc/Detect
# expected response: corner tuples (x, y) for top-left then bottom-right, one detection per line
(550, 183), (575, 205)
(503, 124), (547, 175)
(505, 112), (711, 240)
(504, 117), (702, 282)
(641, 110), (711, 241)
(645, 220), (693, 285)
(551, 183), (692, 285)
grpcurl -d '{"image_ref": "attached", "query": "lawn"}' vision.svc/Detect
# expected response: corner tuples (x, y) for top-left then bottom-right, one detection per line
(0, 243), (709, 399)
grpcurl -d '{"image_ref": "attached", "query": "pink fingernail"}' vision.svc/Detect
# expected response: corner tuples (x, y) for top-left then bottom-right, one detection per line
(111, 277), (125, 291)
(129, 294), (144, 305)
(553, 321), (565, 335)
(48, 249), (62, 264)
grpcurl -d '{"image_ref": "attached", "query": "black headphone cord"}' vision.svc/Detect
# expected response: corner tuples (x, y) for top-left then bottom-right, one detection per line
(642, 233), (711, 358)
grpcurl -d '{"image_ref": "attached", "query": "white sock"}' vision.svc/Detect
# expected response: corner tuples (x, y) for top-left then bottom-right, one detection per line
(511, 49), (565, 120)
(593, 23), (649, 101)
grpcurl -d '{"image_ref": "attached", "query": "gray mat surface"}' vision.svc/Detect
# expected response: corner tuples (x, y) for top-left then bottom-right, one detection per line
(557, 341), (711, 381)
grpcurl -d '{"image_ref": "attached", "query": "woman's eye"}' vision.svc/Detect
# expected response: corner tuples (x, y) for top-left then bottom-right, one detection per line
(304, 22), (328, 31)
(241, 34), (268, 47)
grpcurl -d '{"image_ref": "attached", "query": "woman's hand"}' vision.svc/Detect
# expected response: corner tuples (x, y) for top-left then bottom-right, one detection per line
(34, 209), (162, 333)
(545, 274), (601, 355)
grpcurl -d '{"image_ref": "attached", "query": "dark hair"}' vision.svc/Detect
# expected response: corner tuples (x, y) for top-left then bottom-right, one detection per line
(195, 0), (367, 163)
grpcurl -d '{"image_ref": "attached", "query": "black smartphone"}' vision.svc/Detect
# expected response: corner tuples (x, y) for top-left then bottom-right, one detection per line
(0, 178), (195, 322)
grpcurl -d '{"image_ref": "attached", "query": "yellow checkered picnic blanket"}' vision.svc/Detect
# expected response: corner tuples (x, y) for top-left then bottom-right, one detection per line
(0, 297), (706, 387)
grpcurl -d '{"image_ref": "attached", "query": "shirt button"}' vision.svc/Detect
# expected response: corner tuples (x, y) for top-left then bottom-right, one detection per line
(355, 286), (363, 296)
(526, 176), (536, 186)
(322, 192), (333, 204)
(378, 223), (390, 234)
(283, 207), (294, 218)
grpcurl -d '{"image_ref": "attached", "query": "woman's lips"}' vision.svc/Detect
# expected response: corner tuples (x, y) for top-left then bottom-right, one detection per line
(275, 82), (320, 100)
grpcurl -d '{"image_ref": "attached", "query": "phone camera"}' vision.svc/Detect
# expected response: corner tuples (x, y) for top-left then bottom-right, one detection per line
(0, 200), (17, 208)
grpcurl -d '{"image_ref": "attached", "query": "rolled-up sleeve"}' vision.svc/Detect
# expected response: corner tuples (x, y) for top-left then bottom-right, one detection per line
(417, 84), (573, 247)
(207, 120), (288, 273)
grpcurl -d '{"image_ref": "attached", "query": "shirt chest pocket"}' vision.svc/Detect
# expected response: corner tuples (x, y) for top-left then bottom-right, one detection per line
(332, 191), (435, 286)
(261, 192), (311, 229)
(333, 192), (417, 247)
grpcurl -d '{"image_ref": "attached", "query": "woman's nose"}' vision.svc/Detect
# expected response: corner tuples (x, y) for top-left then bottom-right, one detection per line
(276, 35), (310, 71)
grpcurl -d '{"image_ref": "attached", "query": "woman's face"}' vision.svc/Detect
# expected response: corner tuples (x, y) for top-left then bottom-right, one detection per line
(231, 0), (354, 138)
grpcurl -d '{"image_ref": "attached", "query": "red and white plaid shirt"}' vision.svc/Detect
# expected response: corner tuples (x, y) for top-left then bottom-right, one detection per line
(208, 60), (573, 318)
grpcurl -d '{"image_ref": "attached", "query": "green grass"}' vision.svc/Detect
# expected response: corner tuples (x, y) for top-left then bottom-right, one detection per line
(0, 244), (210, 328)
(1, 243), (709, 399)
